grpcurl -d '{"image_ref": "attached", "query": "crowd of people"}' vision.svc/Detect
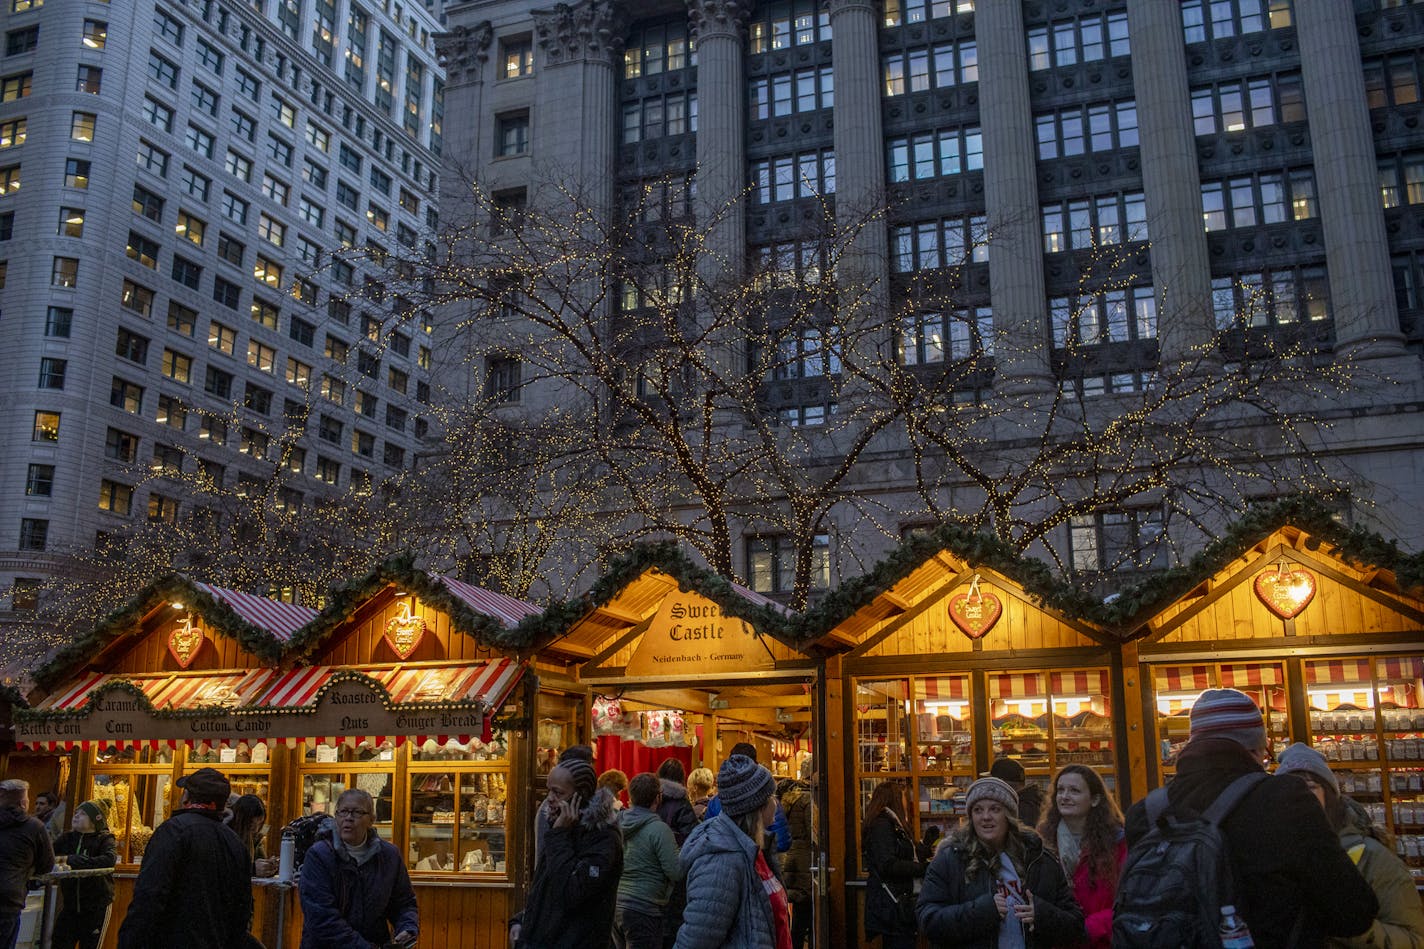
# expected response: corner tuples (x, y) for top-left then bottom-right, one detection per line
(3, 687), (1423, 949)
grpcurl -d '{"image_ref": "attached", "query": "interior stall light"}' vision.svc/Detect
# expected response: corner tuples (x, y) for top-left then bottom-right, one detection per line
(925, 700), (969, 717)
(1052, 695), (1093, 716)
(1307, 686), (1379, 709)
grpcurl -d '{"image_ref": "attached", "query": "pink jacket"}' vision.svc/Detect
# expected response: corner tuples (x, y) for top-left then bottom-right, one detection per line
(1072, 836), (1126, 949)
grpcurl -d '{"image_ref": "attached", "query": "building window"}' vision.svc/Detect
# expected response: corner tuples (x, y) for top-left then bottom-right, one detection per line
(0, 164), (18, 194)
(1026, 12), (1129, 70)
(1212, 266), (1332, 329)
(247, 340), (276, 373)
(156, 395), (187, 430)
(105, 427), (138, 461)
(186, 125), (215, 158)
(148, 50), (179, 88)
(132, 185), (164, 223)
(747, 534), (831, 594)
(116, 328), (149, 365)
(6, 26), (39, 55)
(137, 140), (169, 177)
(898, 308), (994, 364)
(496, 111), (529, 157)
(24, 464), (53, 497)
(208, 321), (236, 355)
(182, 166), (211, 201)
(143, 97), (174, 133)
(64, 158), (89, 189)
(262, 174), (290, 206)
(162, 348), (193, 383)
(267, 134), (293, 167)
(0, 71), (32, 102)
(120, 280), (154, 317)
(318, 414), (343, 445)
(882, 42), (978, 96)
(239, 427), (269, 459)
(1041, 192), (1149, 252)
(1191, 73), (1305, 136)
(751, 151), (836, 204)
(1035, 100), (1138, 159)
(1050, 286), (1157, 347)
(70, 112), (95, 142)
(237, 68), (260, 100)
(110, 377), (144, 413)
(76, 65), (102, 94)
(890, 215), (990, 272)
(37, 358), (66, 390)
(1200, 169), (1317, 231)
(32, 411), (59, 441)
(887, 127), (983, 181)
(1181, 0), (1292, 45)
(217, 232), (245, 266)
(153, 8), (183, 44)
(0, 118), (22, 150)
(204, 365), (233, 398)
(245, 384), (272, 415)
(213, 277), (242, 310)
(750, 68), (831, 120)
(18, 518), (48, 551)
(1069, 508), (1166, 572)
(176, 211), (206, 246)
(253, 256), (283, 288)
(198, 414), (226, 444)
(286, 357), (311, 388)
(52, 256), (78, 287)
(44, 306), (72, 338)
(484, 355), (522, 403)
(126, 232), (160, 269)
(196, 37), (224, 74)
(226, 152), (253, 183)
(98, 480), (133, 515)
(231, 109), (256, 141)
(168, 301), (197, 336)
(153, 443), (184, 476)
(10, 578), (40, 611)
(57, 207), (84, 238)
(147, 494), (179, 523)
(501, 38), (533, 78)
(315, 456), (340, 484)
(351, 429), (375, 457)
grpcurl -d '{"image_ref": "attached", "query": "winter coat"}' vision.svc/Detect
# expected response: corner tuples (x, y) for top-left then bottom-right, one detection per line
(863, 811), (922, 938)
(672, 813), (777, 949)
(1016, 786), (1044, 832)
(298, 829), (419, 949)
(514, 787), (624, 949)
(116, 807), (253, 949)
(618, 805), (682, 908)
(1330, 800), (1424, 949)
(1057, 833), (1124, 949)
(778, 781), (814, 903)
(658, 780), (701, 846)
(1125, 738), (1378, 949)
(916, 830), (1085, 949)
(691, 794), (713, 821)
(52, 829), (117, 914)
(0, 806), (52, 916)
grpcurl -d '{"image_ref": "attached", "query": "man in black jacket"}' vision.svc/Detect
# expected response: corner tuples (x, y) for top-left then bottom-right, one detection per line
(0, 779), (53, 949)
(1125, 688), (1378, 948)
(117, 767), (253, 949)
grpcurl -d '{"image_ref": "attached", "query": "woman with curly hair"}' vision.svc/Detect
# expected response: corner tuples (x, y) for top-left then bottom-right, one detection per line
(917, 777), (1083, 949)
(1035, 766), (1124, 949)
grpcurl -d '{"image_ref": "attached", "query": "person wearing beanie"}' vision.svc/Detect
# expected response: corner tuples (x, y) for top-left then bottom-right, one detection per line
(1276, 743), (1424, 949)
(918, 776), (1084, 948)
(705, 745), (792, 854)
(510, 753), (623, 949)
(673, 755), (789, 949)
(118, 767), (254, 949)
(51, 800), (117, 949)
(1124, 691), (1378, 948)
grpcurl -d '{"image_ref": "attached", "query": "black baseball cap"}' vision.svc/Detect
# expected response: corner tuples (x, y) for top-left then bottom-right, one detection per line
(987, 757), (1026, 783)
(176, 767), (231, 800)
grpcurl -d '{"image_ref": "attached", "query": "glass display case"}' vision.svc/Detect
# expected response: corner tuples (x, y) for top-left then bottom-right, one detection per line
(989, 669), (1116, 798)
(854, 675), (975, 868)
(408, 736), (509, 875)
(1305, 655), (1424, 885)
(1152, 662), (1289, 776)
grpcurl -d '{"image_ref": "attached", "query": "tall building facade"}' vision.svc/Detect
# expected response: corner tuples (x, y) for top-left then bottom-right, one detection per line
(434, 0), (1424, 598)
(0, 0), (445, 611)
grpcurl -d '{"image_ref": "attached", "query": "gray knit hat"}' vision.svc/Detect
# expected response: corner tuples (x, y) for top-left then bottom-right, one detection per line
(1275, 742), (1339, 795)
(965, 776), (1019, 818)
(717, 754), (775, 816)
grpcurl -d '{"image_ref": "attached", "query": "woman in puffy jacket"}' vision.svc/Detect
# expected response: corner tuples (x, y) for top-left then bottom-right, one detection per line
(917, 777), (1084, 949)
(1035, 766), (1124, 949)
(673, 755), (789, 949)
(862, 781), (923, 949)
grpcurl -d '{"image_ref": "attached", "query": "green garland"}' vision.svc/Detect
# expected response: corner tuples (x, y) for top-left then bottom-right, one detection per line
(503, 541), (801, 650)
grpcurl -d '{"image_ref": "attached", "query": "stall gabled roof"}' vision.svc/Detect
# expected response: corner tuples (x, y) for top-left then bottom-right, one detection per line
(34, 575), (316, 690)
(795, 523), (1110, 649)
(284, 553), (540, 659)
(514, 541), (800, 660)
(1115, 496), (1424, 641)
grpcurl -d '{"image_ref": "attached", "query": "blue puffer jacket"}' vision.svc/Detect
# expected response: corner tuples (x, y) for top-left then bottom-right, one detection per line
(672, 813), (776, 949)
(298, 829), (419, 949)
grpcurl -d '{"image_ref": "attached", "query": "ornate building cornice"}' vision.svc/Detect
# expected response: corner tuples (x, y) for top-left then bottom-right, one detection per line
(688, 0), (751, 42)
(435, 22), (494, 84)
(533, 0), (626, 66)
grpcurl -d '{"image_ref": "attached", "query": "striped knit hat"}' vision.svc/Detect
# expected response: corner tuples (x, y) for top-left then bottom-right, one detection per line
(1189, 688), (1267, 750)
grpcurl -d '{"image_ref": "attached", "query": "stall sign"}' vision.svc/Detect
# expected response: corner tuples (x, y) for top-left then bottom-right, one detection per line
(276, 676), (487, 739)
(383, 600), (427, 660)
(168, 613), (206, 668)
(14, 685), (252, 745)
(948, 575), (1002, 640)
(624, 592), (776, 676)
(1253, 558), (1316, 619)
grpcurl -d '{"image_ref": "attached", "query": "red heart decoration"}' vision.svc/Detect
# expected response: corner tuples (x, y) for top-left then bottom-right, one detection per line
(1254, 566), (1316, 619)
(948, 590), (1003, 640)
(168, 617), (205, 669)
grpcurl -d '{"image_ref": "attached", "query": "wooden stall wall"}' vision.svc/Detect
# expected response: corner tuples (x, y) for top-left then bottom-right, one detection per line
(308, 588), (504, 666)
(105, 613), (271, 676)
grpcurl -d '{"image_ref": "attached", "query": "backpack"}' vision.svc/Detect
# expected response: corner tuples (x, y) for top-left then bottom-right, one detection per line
(280, 812), (334, 875)
(1112, 771), (1267, 948)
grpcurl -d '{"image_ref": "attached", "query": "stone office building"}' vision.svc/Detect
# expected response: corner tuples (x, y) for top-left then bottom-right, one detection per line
(434, 0), (1424, 598)
(0, 0), (445, 615)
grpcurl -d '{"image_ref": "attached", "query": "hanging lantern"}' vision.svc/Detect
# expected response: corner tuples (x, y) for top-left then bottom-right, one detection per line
(948, 574), (1002, 640)
(168, 613), (205, 668)
(1254, 557), (1316, 619)
(383, 599), (427, 660)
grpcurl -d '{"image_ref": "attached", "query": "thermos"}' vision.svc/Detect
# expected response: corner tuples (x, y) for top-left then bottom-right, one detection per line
(278, 828), (296, 882)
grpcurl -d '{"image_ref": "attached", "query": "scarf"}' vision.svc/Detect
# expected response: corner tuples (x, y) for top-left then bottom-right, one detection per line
(1055, 821), (1082, 878)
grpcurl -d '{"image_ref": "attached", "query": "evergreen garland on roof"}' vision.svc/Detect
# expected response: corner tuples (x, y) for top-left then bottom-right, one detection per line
(1101, 495), (1424, 627)
(34, 574), (293, 690)
(504, 541), (801, 650)
(284, 552), (524, 659)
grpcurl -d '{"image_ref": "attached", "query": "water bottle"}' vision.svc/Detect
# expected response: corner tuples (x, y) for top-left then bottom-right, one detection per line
(1219, 905), (1254, 949)
(278, 828), (296, 882)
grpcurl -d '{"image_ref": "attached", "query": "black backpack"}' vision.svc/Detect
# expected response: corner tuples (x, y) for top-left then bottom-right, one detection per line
(1112, 771), (1267, 948)
(281, 812), (334, 875)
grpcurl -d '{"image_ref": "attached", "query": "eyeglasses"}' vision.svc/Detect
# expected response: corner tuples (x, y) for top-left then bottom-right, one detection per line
(335, 809), (370, 819)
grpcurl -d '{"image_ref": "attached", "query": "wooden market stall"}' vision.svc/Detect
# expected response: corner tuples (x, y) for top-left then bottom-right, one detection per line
(1123, 508), (1424, 887)
(797, 526), (1124, 948)
(13, 560), (540, 949)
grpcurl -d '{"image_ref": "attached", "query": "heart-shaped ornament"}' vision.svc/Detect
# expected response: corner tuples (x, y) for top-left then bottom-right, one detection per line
(168, 614), (205, 669)
(1253, 561), (1316, 619)
(948, 580), (1003, 640)
(383, 600), (427, 660)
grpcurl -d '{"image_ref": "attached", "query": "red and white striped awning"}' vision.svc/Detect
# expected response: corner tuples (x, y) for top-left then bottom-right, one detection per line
(254, 665), (336, 708)
(254, 659), (523, 712)
(147, 668), (279, 710)
(194, 583), (318, 641)
(434, 576), (540, 629)
(990, 673), (1046, 699)
(917, 677), (969, 701)
(1049, 670), (1109, 695)
(1219, 663), (1283, 688)
(1155, 665), (1211, 693)
(1309, 656), (1423, 685)
(34, 673), (169, 711)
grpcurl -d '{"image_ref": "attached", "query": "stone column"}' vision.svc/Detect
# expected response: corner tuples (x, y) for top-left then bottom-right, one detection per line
(689, 0), (750, 287)
(434, 21), (493, 170)
(533, 0), (624, 217)
(829, 0), (893, 371)
(976, 2), (1053, 393)
(1295, 0), (1405, 358)
(1125, 0), (1215, 366)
